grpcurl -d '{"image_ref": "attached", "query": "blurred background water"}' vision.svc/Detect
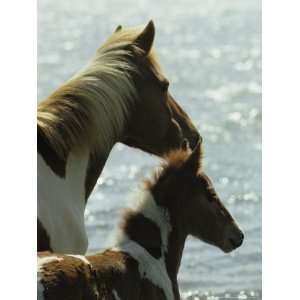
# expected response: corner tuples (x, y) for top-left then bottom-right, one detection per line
(38, 0), (261, 299)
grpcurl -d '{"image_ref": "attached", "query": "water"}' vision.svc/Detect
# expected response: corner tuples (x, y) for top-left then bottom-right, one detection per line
(38, 0), (261, 299)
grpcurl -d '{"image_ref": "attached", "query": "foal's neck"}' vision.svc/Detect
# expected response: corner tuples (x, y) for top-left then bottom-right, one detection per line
(117, 190), (187, 299)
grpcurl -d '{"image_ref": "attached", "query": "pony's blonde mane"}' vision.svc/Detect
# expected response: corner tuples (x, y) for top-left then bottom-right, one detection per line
(37, 25), (163, 160)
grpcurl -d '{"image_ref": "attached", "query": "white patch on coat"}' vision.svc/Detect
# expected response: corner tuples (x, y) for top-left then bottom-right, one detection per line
(37, 149), (89, 254)
(112, 289), (122, 300)
(112, 240), (174, 300)
(37, 256), (63, 300)
(67, 254), (90, 265)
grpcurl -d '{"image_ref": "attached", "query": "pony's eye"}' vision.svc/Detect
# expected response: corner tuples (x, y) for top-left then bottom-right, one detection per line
(161, 80), (169, 91)
(219, 210), (226, 217)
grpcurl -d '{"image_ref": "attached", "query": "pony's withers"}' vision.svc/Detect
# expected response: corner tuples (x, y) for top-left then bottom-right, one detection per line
(38, 142), (243, 300)
(37, 21), (201, 254)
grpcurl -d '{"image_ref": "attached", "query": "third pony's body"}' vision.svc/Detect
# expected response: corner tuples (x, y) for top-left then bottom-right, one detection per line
(37, 21), (200, 254)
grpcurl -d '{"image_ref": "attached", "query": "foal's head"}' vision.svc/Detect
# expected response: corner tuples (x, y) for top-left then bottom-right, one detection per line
(150, 142), (244, 253)
(103, 21), (200, 154)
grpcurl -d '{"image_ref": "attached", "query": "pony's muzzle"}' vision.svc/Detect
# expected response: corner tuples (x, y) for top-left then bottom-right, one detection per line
(228, 230), (244, 249)
(222, 224), (244, 252)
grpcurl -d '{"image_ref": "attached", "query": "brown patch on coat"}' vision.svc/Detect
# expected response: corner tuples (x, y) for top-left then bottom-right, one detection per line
(139, 278), (167, 300)
(39, 254), (98, 300)
(121, 210), (162, 258)
(38, 250), (170, 300)
(84, 149), (107, 200)
(88, 250), (142, 299)
(38, 250), (143, 300)
(38, 126), (66, 178)
(37, 219), (52, 252)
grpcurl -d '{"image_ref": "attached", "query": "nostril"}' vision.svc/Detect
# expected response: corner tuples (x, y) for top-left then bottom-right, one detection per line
(229, 237), (242, 248)
(229, 231), (244, 249)
(239, 231), (244, 241)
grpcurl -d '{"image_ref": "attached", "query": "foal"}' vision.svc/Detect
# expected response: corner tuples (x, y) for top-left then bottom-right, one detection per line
(37, 21), (200, 254)
(37, 143), (243, 300)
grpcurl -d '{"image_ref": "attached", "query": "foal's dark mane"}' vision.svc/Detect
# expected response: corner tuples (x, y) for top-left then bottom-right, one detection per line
(145, 145), (203, 193)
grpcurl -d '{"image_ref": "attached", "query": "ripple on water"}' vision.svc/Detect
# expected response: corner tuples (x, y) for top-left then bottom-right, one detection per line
(182, 290), (261, 300)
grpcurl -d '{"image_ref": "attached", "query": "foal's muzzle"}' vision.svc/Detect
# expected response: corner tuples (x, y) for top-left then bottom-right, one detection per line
(222, 224), (244, 253)
(229, 230), (244, 249)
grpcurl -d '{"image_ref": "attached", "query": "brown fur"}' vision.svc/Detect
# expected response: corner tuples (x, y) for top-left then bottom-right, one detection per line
(39, 254), (98, 300)
(38, 250), (167, 300)
(37, 219), (52, 252)
(121, 210), (162, 259)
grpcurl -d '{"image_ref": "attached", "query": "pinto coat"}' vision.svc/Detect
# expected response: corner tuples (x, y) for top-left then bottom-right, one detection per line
(38, 143), (244, 300)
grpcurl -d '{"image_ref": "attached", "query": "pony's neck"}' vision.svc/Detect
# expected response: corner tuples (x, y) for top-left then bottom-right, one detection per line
(163, 202), (187, 298)
(38, 49), (138, 200)
(69, 56), (138, 199)
(112, 190), (187, 299)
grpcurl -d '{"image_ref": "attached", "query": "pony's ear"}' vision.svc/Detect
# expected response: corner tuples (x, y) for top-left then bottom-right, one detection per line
(134, 20), (155, 55)
(114, 25), (122, 33)
(181, 141), (202, 176)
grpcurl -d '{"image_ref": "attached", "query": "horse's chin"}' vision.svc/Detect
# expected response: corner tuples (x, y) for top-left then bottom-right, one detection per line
(221, 239), (243, 253)
(122, 138), (161, 156)
(221, 246), (235, 253)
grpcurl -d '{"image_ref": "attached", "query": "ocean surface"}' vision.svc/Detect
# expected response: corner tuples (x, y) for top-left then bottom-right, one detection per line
(38, 0), (261, 299)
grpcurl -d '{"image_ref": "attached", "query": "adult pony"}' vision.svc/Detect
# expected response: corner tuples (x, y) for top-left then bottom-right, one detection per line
(38, 21), (200, 254)
(37, 142), (244, 300)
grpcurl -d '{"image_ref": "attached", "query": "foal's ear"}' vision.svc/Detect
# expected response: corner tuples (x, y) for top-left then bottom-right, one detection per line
(114, 25), (122, 33)
(181, 141), (202, 176)
(134, 20), (155, 55)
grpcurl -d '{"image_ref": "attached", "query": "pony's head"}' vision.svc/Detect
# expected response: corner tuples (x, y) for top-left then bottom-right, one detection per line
(104, 21), (200, 154)
(150, 141), (244, 253)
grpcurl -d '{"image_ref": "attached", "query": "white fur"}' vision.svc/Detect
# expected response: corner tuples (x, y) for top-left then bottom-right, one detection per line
(37, 149), (89, 254)
(37, 256), (63, 300)
(67, 254), (90, 265)
(110, 190), (174, 300)
(112, 289), (122, 300)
